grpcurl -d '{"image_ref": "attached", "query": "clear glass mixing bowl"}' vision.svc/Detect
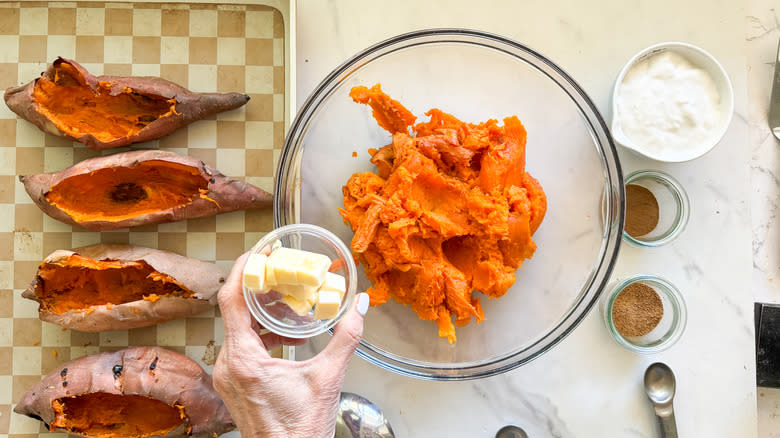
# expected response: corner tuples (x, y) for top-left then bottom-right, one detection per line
(275, 29), (624, 380)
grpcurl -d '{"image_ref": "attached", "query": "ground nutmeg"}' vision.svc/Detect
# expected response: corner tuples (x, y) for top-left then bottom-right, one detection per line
(612, 282), (664, 337)
(625, 184), (659, 238)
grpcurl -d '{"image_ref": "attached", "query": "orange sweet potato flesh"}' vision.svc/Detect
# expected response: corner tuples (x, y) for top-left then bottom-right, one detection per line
(14, 346), (235, 437)
(45, 160), (206, 224)
(23, 244), (227, 332)
(21, 149), (272, 231)
(349, 84), (417, 134)
(4, 58), (249, 150)
(51, 393), (186, 438)
(341, 84), (547, 343)
(34, 61), (176, 144)
(36, 254), (193, 314)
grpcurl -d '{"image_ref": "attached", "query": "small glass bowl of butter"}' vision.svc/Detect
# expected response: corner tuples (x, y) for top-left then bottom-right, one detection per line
(242, 223), (358, 338)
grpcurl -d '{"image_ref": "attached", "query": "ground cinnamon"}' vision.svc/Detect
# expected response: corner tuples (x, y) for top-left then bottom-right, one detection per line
(625, 184), (659, 238)
(612, 282), (663, 337)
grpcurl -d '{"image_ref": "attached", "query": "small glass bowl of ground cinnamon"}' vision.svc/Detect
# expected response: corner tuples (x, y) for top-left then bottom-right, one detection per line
(601, 274), (687, 353)
(623, 170), (689, 247)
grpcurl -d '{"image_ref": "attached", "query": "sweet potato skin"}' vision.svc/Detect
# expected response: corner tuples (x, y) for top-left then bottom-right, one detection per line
(14, 346), (235, 437)
(20, 149), (272, 231)
(23, 244), (228, 332)
(4, 57), (249, 150)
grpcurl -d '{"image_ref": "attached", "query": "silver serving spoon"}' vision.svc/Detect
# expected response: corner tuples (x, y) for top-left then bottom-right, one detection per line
(495, 425), (529, 438)
(335, 392), (395, 438)
(644, 362), (678, 438)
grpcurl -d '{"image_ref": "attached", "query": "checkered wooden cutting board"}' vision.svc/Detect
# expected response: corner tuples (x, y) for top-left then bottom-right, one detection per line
(0, 2), (286, 435)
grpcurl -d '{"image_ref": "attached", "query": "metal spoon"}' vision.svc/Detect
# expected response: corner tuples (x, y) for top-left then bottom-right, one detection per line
(335, 392), (395, 438)
(495, 425), (529, 438)
(643, 362), (678, 438)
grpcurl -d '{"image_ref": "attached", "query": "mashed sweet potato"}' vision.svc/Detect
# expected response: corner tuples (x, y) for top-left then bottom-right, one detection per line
(341, 84), (546, 343)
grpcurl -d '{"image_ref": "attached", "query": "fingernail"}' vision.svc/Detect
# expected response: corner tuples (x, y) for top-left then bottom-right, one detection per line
(356, 293), (369, 316)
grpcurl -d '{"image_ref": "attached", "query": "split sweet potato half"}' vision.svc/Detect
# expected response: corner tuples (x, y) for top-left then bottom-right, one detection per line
(23, 244), (227, 332)
(4, 57), (249, 150)
(14, 346), (235, 437)
(20, 149), (272, 231)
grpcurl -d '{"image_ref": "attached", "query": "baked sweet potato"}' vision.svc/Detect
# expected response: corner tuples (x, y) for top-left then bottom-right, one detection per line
(23, 244), (227, 332)
(20, 149), (272, 231)
(4, 57), (249, 150)
(14, 346), (235, 437)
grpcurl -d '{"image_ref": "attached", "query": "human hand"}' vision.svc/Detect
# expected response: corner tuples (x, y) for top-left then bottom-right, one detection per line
(214, 253), (370, 438)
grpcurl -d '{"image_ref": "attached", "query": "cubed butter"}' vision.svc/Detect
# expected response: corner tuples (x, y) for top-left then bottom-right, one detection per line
(265, 257), (277, 286)
(281, 294), (314, 317)
(318, 272), (346, 299)
(272, 282), (318, 302)
(242, 253), (269, 292)
(314, 291), (342, 320)
(266, 247), (331, 287)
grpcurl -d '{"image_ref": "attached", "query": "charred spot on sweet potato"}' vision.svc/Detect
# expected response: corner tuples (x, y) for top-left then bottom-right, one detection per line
(109, 182), (149, 203)
(51, 392), (187, 438)
(44, 160), (209, 223)
(32, 61), (176, 143)
(34, 254), (194, 314)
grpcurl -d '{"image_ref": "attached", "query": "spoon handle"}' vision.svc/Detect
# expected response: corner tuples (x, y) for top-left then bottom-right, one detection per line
(655, 411), (678, 438)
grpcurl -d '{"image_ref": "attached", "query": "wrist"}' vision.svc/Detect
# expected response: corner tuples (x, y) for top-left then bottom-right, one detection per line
(239, 421), (333, 438)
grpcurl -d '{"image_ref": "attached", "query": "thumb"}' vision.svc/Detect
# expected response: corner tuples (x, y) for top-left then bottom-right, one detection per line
(315, 292), (369, 372)
(218, 253), (261, 343)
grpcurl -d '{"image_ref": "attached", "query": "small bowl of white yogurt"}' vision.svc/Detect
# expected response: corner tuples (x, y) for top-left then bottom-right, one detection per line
(611, 42), (734, 162)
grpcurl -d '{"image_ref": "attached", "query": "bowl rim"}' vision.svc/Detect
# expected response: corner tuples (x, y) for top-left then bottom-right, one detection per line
(610, 41), (735, 163)
(274, 28), (625, 380)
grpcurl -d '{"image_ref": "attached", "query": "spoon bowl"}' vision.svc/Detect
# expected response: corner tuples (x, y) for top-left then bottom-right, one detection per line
(643, 362), (679, 438)
(495, 425), (529, 438)
(644, 362), (676, 405)
(335, 392), (395, 438)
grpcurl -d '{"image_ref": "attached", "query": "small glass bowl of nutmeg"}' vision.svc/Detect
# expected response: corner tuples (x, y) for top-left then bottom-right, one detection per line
(623, 170), (690, 247)
(601, 274), (687, 354)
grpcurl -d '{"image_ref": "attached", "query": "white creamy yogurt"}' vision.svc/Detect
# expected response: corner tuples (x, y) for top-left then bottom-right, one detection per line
(616, 50), (721, 159)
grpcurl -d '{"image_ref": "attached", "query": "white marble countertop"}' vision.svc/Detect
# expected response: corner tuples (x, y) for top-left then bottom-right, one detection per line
(748, 1), (780, 437)
(295, 0), (760, 436)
